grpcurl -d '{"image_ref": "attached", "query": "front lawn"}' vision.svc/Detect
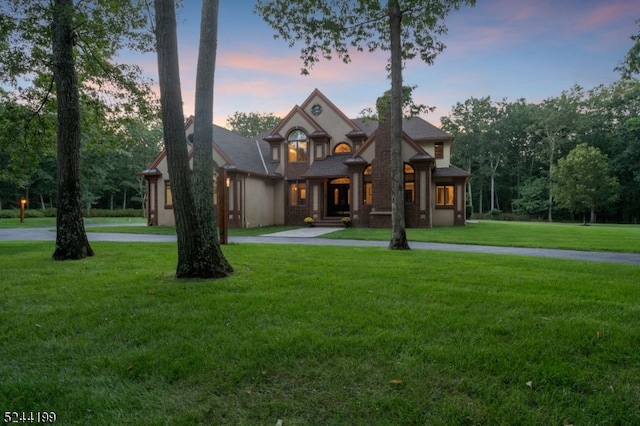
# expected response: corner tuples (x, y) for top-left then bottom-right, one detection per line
(328, 220), (640, 253)
(2, 242), (639, 425)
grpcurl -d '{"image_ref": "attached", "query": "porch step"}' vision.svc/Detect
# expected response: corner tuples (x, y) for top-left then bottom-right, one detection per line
(313, 218), (344, 227)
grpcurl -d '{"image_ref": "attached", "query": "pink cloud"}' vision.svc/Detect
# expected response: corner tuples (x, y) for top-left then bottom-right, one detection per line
(578, 1), (638, 31)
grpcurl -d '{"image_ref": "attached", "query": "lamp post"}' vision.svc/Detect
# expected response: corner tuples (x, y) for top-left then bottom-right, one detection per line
(20, 197), (26, 223)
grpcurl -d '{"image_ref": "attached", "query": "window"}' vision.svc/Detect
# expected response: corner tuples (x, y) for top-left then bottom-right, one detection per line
(290, 181), (306, 205)
(363, 165), (373, 205)
(404, 164), (415, 203)
(164, 180), (173, 208)
(436, 184), (454, 207)
(271, 145), (279, 162)
(288, 129), (308, 162)
(334, 142), (352, 154)
(434, 142), (444, 159)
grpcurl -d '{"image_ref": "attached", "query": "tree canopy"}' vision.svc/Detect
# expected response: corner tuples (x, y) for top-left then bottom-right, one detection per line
(444, 78), (640, 224)
(616, 18), (640, 79)
(226, 111), (282, 138)
(1, 0), (158, 259)
(552, 143), (619, 224)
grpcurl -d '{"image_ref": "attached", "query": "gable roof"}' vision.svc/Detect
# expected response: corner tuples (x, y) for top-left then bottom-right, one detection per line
(271, 105), (322, 136)
(210, 125), (278, 176)
(145, 123), (279, 178)
(300, 88), (361, 132)
(351, 116), (453, 141)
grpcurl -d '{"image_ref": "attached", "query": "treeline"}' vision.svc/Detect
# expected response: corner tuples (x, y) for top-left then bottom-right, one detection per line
(0, 97), (162, 216)
(441, 79), (640, 223)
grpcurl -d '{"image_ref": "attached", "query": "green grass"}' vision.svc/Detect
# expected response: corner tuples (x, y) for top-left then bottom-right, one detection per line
(0, 217), (145, 229)
(328, 220), (640, 253)
(2, 242), (640, 425)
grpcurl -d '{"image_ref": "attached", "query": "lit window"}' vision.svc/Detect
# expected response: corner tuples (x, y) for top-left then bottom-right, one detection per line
(363, 165), (372, 205)
(288, 130), (308, 162)
(434, 142), (444, 159)
(164, 180), (173, 208)
(290, 182), (306, 205)
(436, 184), (454, 207)
(404, 164), (415, 203)
(334, 142), (352, 154)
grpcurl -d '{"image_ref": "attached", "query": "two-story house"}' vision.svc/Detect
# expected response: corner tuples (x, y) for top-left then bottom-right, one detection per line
(142, 89), (470, 228)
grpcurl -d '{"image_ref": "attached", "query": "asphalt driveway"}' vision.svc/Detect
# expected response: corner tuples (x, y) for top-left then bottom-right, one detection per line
(1, 226), (639, 265)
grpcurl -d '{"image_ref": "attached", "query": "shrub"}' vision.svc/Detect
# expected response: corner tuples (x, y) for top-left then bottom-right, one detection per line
(466, 204), (474, 220)
(24, 209), (45, 218)
(0, 210), (18, 219)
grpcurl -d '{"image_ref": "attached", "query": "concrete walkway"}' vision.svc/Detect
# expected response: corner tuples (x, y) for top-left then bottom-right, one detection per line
(1, 226), (639, 265)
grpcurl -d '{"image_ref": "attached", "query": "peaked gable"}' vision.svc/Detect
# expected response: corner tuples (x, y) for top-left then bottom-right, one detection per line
(300, 88), (361, 132)
(271, 105), (322, 136)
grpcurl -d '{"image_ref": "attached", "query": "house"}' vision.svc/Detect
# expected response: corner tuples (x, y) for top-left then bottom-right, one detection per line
(141, 89), (470, 228)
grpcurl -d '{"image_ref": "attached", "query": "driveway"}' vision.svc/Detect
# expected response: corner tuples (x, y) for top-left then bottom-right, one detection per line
(1, 226), (639, 265)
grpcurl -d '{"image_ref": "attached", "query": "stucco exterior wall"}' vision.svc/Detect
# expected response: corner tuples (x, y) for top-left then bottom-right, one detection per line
(433, 208), (454, 226)
(242, 176), (277, 228)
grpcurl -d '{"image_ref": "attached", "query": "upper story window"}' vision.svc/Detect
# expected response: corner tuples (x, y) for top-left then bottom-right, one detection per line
(288, 129), (308, 162)
(434, 142), (444, 159)
(334, 142), (352, 154)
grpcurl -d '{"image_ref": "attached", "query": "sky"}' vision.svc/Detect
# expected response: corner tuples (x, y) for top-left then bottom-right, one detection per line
(133, 0), (639, 128)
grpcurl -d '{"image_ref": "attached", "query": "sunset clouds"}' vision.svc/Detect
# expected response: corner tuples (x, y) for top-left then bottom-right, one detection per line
(136, 0), (638, 128)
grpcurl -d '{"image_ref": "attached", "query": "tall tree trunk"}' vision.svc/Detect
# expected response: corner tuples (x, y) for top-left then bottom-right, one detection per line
(191, 0), (232, 276)
(51, 0), (93, 260)
(388, 0), (409, 250)
(154, 0), (231, 278)
(547, 134), (555, 222)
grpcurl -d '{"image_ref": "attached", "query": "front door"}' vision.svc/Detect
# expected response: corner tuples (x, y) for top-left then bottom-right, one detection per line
(327, 178), (350, 217)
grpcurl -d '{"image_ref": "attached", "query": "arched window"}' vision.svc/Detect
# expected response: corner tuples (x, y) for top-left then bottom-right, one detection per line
(334, 142), (352, 154)
(287, 129), (308, 162)
(363, 165), (373, 205)
(404, 164), (415, 203)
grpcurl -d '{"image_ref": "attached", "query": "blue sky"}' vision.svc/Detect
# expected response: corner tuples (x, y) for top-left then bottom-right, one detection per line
(136, 0), (639, 127)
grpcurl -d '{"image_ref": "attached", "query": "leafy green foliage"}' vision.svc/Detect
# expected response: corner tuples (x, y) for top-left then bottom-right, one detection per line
(0, 0), (156, 119)
(226, 111), (282, 137)
(443, 79), (640, 223)
(615, 18), (640, 78)
(552, 143), (619, 221)
(255, 0), (475, 75)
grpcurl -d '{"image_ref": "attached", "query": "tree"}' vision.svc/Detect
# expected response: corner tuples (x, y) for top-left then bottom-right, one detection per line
(583, 79), (640, 223)
(255, 0), (475, 249)
(615, 18), (640, 79)
(154, 0), (232, 278)
(552, 143), (619, 224)
(191, 0), (233, 277)
(442, 96), (502, 213)
(226, 111), (282, 137)
(531, 86), (584, 222)
(1, 0), (156, 259)
(51, 0), (93, 259)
